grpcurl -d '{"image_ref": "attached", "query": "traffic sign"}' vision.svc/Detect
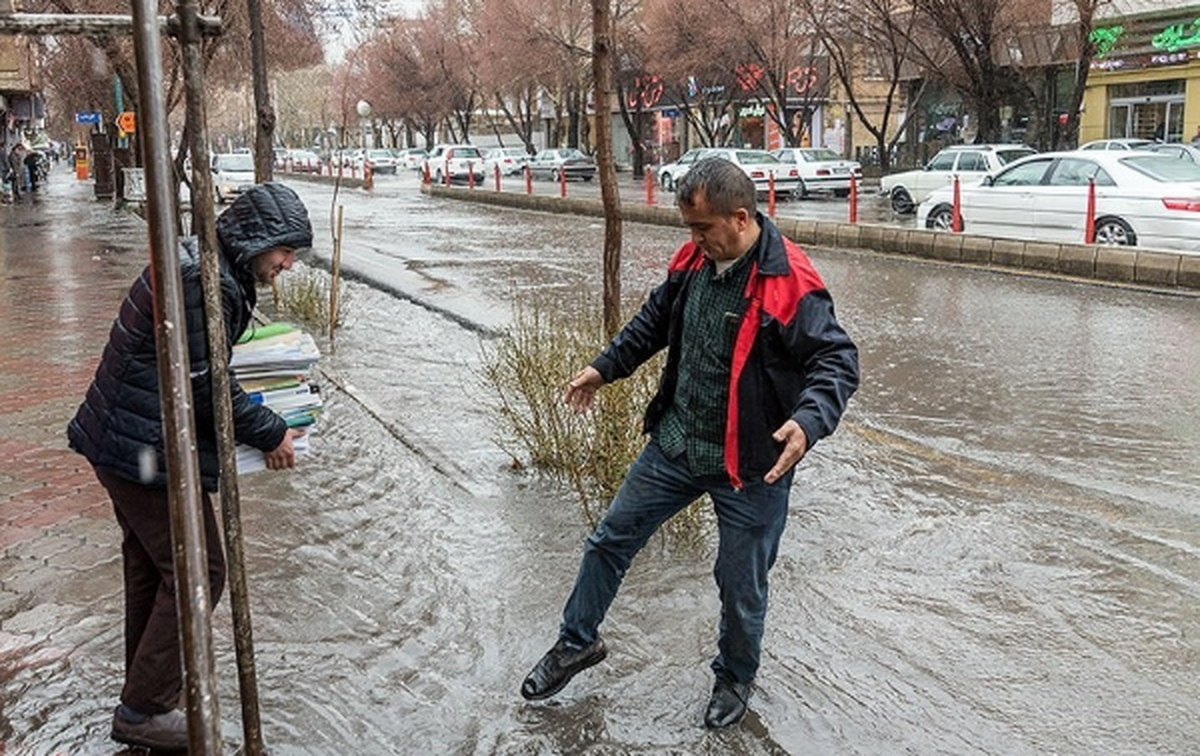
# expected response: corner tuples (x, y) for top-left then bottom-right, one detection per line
(116, 111), (136, 133)
(74, 111), (101, 125)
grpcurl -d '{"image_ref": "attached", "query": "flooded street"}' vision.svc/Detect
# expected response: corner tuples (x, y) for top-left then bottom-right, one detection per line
(3, 174), (1200, 754)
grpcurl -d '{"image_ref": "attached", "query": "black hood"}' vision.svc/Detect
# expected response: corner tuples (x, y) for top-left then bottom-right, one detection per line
(215, 182), (314, 269)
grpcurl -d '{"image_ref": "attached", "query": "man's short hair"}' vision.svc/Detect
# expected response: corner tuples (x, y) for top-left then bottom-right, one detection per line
(676, 157), (757, 216)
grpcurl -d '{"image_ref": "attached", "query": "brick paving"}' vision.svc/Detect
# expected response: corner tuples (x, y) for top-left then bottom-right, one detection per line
(0, 178), (152, 723)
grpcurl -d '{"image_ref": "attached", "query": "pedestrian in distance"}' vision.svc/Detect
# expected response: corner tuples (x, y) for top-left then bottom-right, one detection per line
(7, 143), (26, 200)
(520, 157), (860, 728)
(67, 182), (314, 751)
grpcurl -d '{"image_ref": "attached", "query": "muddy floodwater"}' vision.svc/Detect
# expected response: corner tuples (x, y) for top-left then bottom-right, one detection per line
(2, 175), (1200, 754)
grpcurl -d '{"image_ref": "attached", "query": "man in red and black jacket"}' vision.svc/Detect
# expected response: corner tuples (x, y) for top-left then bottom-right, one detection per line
(521, 157), (859, 728)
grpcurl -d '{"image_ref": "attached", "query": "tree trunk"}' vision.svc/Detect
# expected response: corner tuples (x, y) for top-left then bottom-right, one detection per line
(592, 0), (622, 338)
(247, 0), (274, 182)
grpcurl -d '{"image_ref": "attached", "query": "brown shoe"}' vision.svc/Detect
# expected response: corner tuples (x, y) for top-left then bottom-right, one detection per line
(111, 706), (189, 751)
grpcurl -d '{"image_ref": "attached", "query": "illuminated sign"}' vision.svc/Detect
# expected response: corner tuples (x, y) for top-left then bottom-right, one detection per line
(1090, 25), (1124, 58)
(1152, 18), (1200, 52)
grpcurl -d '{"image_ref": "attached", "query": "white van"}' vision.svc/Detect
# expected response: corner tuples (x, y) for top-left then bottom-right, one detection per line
(211, 152), (256, 203)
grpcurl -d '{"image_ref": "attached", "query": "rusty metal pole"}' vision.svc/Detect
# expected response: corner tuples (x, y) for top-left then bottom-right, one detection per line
(129, 0), (223, 752)
(247, 0), (274, 182)
(176, 1), (267, 753)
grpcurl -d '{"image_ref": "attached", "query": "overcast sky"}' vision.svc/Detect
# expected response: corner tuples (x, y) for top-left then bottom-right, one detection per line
(321, 0), (427, 63)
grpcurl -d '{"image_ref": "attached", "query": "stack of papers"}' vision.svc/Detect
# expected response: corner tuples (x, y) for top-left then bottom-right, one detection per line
(231, 323), (323, 473)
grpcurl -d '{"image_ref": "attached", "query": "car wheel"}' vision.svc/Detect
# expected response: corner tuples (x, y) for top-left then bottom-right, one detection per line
(926, 204), (956, 231)
(583, 175), (593, 182)
(891, 187), (915, 214)
(660, 174), (673, 191)
(1093, 216), (1136, 246)
(833, 188), (850, 198)
(550, 168), (561, 182)
(434, 169), (444, 184)
(794, 179), (809, 199)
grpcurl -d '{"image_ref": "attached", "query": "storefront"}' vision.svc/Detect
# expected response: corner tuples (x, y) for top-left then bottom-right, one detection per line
(1080, 6), (1200, 143)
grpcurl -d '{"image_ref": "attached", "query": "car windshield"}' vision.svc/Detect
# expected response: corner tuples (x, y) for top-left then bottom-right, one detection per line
(220, 154), (254, 171)
(368, 150), (391, 159)
(735, 151), (779, 164)
(1120, 155), (1200, 182)
(453, 147), (483, 159)
(802, 149), (841, 161)
(996, 148), (1037, 165)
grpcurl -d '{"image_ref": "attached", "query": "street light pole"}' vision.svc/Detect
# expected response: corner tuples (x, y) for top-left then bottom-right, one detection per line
(356, 99), (371, 149)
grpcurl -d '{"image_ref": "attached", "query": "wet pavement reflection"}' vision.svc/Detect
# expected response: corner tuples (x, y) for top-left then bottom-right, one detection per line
(2, 172), (1199, 754)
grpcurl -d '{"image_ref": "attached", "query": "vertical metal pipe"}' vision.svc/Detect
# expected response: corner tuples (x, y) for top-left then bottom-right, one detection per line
(128, 0), (223, 752)
(176, 1), (265, 753)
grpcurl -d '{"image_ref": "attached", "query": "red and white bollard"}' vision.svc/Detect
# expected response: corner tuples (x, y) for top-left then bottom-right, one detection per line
(848, 173), (858, 224)
(1084, 176), (1096, 243)
(494, 164), (501, 192)
(559, 168), (567, 198)
(646, 170), (655, 206)
(525, 166), (533, 195)
(952, 174), (963, 233)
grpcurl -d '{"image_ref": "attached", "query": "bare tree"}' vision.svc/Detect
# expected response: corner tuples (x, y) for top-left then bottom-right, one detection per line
(800, 0), (931, 170)
(910, 0), (1048, 143)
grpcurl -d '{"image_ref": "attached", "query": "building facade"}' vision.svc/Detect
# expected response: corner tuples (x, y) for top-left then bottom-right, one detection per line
(1, 0), (45, 156)
(1080, 4), (1200, 143)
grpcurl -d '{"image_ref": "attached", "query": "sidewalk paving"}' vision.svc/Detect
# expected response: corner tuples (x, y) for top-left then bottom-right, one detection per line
(0, 175), (150, 741)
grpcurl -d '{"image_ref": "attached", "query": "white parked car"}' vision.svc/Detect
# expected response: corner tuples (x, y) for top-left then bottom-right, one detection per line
(915, 150), (1200, 252)
(881, 144), (1036, 214)
(422, 144), (486, 184)
(482, 146), (531, 176)
(210, 152), (256, 204)
(771, 147), (863, 198)
(657, 148), (710, 191)
(683, 147), (800, 198)
(396, 147), (428, 172)
(1078, 138), (1157, 151)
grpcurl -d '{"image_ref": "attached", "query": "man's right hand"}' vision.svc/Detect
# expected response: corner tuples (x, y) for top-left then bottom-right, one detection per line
(264, 428), (305, 470)
(563, 366), (606, 414)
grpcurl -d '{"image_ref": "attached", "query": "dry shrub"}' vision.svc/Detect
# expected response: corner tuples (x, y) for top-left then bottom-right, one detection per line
(482, 293), (710, 546)
(272, 262), (350, 330)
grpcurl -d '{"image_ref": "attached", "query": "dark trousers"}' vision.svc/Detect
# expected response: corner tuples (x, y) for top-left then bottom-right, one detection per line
(559, 438), (793, 685)
(95, 468), (226, 714)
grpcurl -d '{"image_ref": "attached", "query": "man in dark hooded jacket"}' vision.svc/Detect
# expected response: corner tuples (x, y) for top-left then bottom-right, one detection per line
(67, 182), (313, 751)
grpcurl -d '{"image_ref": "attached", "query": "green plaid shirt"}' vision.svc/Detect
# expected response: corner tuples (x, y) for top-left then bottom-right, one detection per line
(657, 242), (757, 475)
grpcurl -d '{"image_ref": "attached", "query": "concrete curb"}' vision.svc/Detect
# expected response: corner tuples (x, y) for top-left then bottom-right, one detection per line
(425, 183), (1200, 293)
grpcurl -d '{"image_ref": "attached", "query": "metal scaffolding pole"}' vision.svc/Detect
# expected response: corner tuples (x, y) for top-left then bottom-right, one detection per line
(128, 0), (223, 751)
(177, 0), (267, 752)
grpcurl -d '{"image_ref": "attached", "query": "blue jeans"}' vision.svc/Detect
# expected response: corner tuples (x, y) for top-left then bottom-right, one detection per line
(559, 438), (793, 685)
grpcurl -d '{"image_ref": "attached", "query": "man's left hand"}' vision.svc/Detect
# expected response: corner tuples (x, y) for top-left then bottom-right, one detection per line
(765, 420), (807, 484)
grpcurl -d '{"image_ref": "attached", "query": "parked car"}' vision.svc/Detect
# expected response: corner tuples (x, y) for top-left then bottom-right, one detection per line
(527, 148), (597, 182)
(423, 144), (486, 184)
(397, 147), (428, 172)
(657, 148), (710, 191)
(771, 147), (863, 197)
(1078, 138), (1158, 151)
(702, 147), (801, 197)
(210, 152), (256, 203)
(284, 149), (323, 174)
(358, 148), (399, 175)
(1148, 142), (1200, 164)
(915, 150), (1200, 252)
(482, 146), (531, 176)
(881, 144), (1037, 214)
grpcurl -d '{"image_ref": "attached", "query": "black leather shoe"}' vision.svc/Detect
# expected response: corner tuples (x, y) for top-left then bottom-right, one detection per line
(520, 637), (608, 700)
(704, 679), (751, 728)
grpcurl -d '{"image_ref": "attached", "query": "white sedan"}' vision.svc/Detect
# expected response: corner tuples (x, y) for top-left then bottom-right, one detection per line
(771, 147), (862, 197)
(916, 150), (1200, 252)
